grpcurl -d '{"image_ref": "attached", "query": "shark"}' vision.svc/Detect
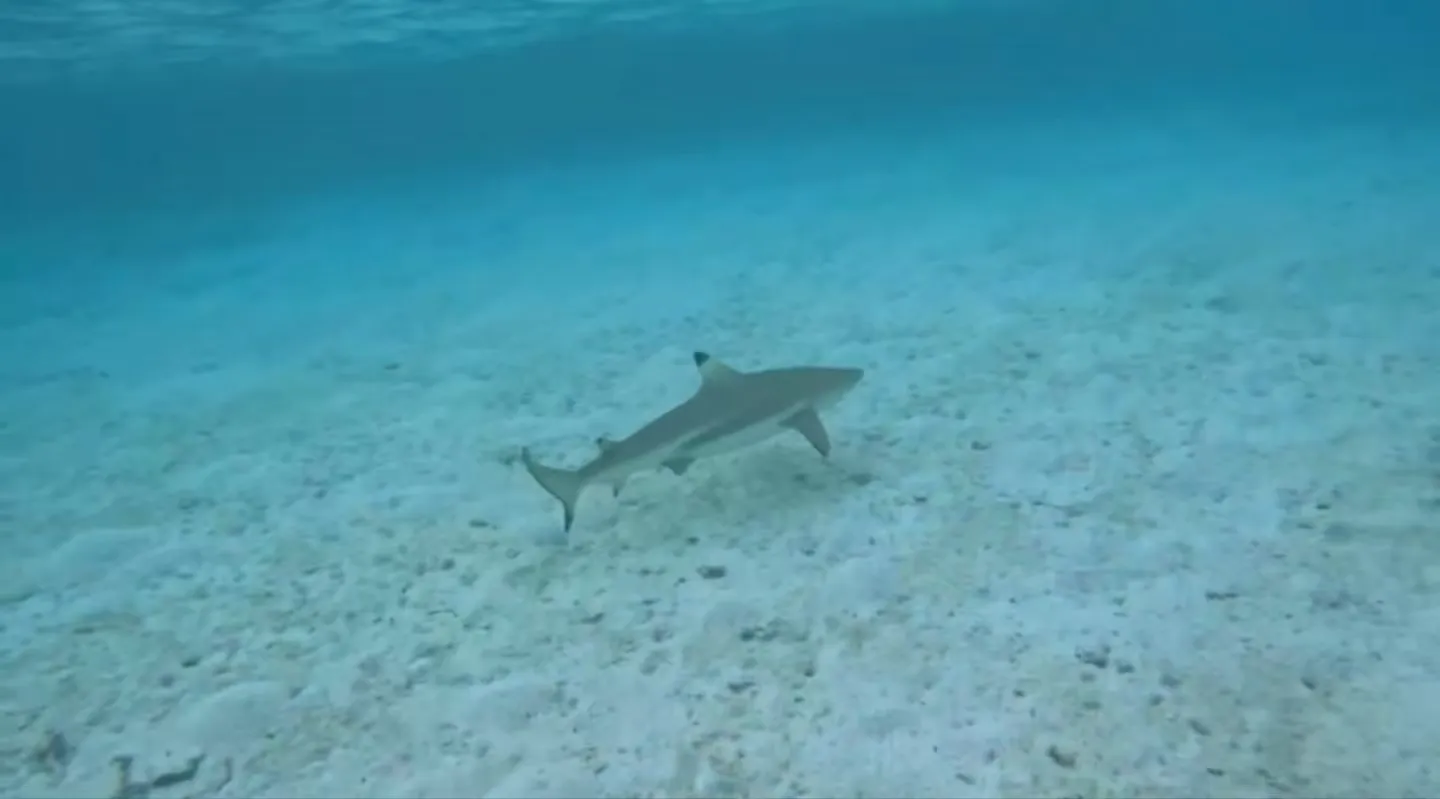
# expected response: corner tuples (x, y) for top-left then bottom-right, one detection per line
(520, 351), (865, 532)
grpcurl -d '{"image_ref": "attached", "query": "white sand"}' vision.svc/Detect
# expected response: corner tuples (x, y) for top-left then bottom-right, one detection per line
(3, 111), (1439, 798)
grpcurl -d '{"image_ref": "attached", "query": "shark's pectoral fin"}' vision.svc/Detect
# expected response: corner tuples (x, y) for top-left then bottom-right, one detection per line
(784, 409), (832, 457)
(663, 457), (695, 475)
(612, 477), (628, 498)
(596, 436), (618, 452)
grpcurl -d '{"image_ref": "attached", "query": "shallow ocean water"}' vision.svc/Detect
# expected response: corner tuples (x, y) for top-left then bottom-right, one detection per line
(2, 2), (1439, 797)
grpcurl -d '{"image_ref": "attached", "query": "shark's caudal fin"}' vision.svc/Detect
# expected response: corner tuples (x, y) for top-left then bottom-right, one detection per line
(520, 448), (585, 532)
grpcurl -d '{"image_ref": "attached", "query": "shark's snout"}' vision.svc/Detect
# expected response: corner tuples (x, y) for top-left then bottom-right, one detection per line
(810, 366), (864, 408)
(825, 366), (865, 395)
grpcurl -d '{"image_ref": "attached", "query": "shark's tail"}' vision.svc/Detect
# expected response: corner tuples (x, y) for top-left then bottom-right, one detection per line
(520, 448), (585, 532)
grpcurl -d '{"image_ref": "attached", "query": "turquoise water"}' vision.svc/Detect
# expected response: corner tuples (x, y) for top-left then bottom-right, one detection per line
(2, 2), (1439, 796)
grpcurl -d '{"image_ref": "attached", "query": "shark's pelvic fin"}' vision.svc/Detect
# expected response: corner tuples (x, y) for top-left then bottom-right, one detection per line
(595, 437), (628, 496)
(784, 409), (832, 457)
(693, 351), (743, 387)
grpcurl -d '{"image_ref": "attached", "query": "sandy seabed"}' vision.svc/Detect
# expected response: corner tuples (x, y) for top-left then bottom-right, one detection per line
(2, 110), (1438, 798)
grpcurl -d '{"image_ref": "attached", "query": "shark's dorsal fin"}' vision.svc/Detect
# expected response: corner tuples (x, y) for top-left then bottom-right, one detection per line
(693, 351), (742, 388)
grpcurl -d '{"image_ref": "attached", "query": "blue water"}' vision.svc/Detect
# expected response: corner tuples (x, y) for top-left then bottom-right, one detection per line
(2, 1), (1439, 796)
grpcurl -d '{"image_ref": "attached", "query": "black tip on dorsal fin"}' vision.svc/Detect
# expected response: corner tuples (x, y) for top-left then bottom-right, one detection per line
(693, 351), (742, 386)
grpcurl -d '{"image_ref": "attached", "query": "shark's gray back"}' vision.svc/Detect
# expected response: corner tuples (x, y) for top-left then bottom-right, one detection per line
(580, 364), (859, 478)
